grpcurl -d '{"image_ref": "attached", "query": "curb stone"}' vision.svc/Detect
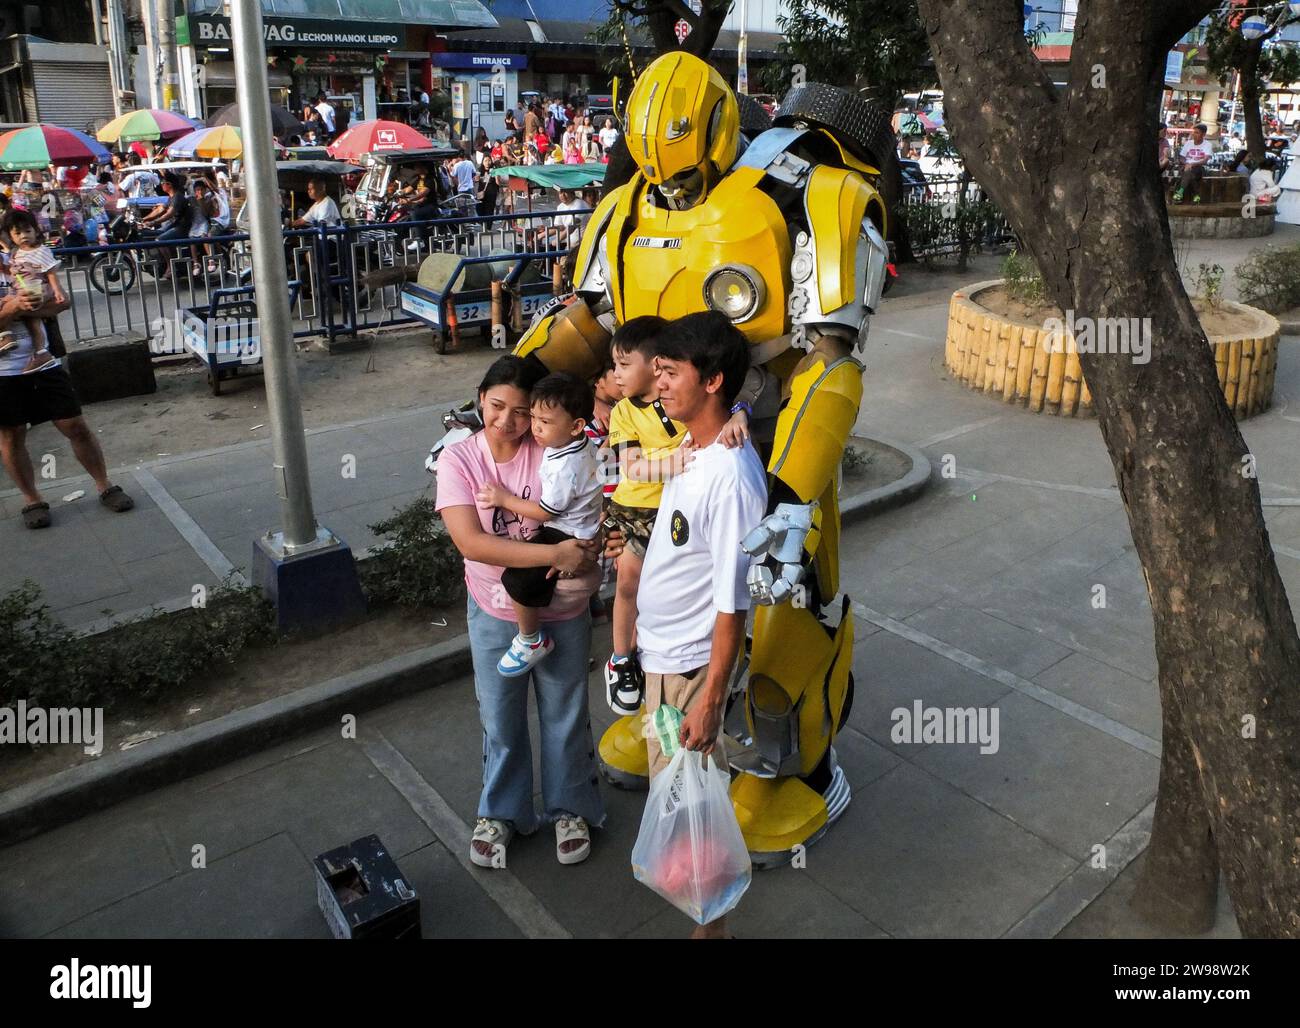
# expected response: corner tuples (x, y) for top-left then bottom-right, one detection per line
(0, 439), (931, 847)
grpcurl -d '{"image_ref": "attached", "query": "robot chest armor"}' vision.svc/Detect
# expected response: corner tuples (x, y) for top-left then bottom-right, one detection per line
(608, 171), (793, 344)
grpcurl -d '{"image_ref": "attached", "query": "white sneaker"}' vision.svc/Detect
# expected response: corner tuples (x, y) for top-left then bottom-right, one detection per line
(497, 631), (554, 677)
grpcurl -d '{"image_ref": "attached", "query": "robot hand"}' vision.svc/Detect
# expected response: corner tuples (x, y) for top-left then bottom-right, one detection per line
(741, 502), (821, 605)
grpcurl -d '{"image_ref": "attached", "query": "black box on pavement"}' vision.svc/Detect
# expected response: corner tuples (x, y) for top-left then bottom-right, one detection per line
(313, 834), (421, 939)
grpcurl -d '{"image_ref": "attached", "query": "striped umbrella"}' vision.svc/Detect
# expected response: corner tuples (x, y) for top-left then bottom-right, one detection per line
(167, 125), (247, 160)
(0, 124), (111, 170)
(97, 109), (199, 145)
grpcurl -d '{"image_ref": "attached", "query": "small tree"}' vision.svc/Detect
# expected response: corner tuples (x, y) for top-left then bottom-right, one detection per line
(1207, 4), (1300, 161)
(769, 0), (933, 109)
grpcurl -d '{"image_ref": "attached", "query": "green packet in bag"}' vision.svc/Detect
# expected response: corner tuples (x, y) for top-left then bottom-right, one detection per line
(652, 704), (684, 759)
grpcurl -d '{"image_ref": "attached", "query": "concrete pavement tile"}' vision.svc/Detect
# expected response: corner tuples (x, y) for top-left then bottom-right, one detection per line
(82, 508), (189, 565)
(150, 448), (271, 501)
(903, 601), (1075, 680)
(5, 550), (130, 614)
(304, 425), (400, 463)
(182, 481), (281, 540)
(966, 583), (1158, 682)
(154, 740), (434, 866)
(847, 630), (1012, 753)
(846, 564), (953, 620)
(46, 833), (328, 940)
(838, 533), (931, 580)
(833, 725), (901, 791)
(802, 762), (1077, 938)
(628, 867), (889, 939)
(913, 691), (1158, 861)
(395, 840), (524, 939)
(1265, 507), (1300, 545)
(1058, 853), (1240, 939)
(0, 810), (177, 938)
(1033, 651), (1162, 740)
(1091, 550), (1151, 599)
(496, 781), (672, 938)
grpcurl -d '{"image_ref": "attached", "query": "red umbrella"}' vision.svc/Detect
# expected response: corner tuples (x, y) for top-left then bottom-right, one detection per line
(327, 119), (434, 161)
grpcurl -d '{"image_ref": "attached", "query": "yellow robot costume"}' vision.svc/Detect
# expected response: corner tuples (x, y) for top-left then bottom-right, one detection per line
(510, 52), (894, 866)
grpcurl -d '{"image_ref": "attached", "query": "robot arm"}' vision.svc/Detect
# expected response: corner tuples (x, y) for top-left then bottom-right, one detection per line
(745, 165), (884, 604)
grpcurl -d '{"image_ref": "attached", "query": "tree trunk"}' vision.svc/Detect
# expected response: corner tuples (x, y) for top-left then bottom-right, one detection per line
(1242, 44), (1266, 164)
(918, 0), (1300, 938)
(1132, 692), (1220, 933)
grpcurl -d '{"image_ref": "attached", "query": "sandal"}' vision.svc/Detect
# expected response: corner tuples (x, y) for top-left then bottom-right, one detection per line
(555, 813), (591, 865)
(470, 818), (513, 868)
(99, 485), (135, 513)
(21, 501), (50, 529)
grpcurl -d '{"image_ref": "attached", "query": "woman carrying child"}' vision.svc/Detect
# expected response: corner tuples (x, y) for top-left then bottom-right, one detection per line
(436, 356), (606, 870)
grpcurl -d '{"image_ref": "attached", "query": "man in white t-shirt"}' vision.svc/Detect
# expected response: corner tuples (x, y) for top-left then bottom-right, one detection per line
(634, 310), (766, 940)
(1173, 123), (1216, 203)
(291, 178), (342, 228)
(314, 94), (337, 138)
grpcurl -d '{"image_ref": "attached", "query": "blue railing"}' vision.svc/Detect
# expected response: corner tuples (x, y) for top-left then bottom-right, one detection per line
(52, 208), (583, 348)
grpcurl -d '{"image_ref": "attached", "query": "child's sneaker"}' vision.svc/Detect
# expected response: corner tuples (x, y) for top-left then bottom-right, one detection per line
(605, 653), (644, 715)
(497, 631), (554, 677)
(21, 349), (55, 374)
(0, 331), (15, 354)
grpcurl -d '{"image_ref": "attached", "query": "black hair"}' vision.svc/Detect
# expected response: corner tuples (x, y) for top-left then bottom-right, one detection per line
(654, 310), (751, 405)
(1, 207), (41, 241)
(611, 314), (668, 358)
(531, 371), (595, 424)
(477, 354), (547, 398)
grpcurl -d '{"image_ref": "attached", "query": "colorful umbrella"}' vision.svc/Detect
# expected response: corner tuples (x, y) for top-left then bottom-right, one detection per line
(167, 125), (247, 160)
(327, 120), (436, 161)
(97, 109), (199, 145)
(0, 124), (111, 170)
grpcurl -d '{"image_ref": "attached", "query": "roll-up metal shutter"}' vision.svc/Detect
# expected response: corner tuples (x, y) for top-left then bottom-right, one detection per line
(31, 62), (115, 133)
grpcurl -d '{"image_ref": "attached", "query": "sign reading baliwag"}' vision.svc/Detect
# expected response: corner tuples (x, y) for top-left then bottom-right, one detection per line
(178, 14), (403, 50)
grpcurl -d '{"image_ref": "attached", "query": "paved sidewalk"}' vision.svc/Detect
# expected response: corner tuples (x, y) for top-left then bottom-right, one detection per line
(2, 234), (1298, 937)
(0, 402), (450, 631)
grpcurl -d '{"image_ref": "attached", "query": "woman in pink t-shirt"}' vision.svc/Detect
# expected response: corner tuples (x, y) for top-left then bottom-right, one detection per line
(435, 355), (605, 870)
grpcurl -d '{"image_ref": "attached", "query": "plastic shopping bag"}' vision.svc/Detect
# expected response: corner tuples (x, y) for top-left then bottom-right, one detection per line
(630, 746), (752, 925)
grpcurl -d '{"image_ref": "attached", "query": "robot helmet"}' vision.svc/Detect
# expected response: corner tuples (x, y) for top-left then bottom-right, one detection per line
(624, 51), (740, 194)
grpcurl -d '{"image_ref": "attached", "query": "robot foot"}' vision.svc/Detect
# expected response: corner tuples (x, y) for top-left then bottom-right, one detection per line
(730, 751), (851, 869)
(597, 712), (649, 791)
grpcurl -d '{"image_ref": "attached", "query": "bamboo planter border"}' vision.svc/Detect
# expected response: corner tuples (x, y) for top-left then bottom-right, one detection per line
(943, 281), (1282, 420)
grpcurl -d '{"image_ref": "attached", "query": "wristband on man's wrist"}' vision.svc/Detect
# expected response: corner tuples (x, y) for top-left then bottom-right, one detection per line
(730, 401), (752, 417)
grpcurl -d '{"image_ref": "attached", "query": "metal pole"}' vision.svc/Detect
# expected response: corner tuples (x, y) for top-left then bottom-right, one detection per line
(155, 0), (180, 111)
(106, 0), (131, 115)
(230, 0), (320, 549)
(737, 0), (749, 96)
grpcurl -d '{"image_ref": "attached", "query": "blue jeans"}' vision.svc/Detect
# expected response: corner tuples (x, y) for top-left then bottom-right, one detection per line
(466, 595), (605, 834)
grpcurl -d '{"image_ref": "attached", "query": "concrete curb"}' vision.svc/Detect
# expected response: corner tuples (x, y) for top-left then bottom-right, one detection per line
(0, 637), (473, 847)
(0, 439), (931, 847)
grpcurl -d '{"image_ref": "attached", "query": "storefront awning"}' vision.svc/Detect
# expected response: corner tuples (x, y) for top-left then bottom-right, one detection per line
(185, 0), (497, 29)
(442, 0), (783, 58)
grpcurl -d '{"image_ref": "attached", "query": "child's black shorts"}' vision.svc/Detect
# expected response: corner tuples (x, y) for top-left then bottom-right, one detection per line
(501, 526), (575, 608)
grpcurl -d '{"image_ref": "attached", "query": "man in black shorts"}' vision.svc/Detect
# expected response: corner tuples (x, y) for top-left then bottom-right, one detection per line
(0, 290), (134, 529)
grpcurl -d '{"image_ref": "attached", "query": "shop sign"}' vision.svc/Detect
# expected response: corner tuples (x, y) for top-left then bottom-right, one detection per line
(179, 14), (403, 50)
(429, 54), (528, 70)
